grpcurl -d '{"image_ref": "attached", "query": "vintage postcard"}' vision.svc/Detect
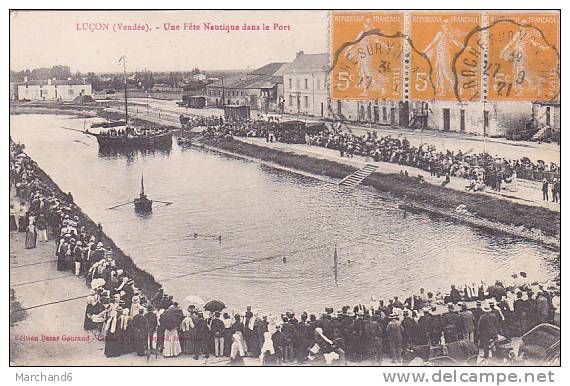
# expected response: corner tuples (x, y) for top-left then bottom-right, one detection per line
(9, 9), (560, 370)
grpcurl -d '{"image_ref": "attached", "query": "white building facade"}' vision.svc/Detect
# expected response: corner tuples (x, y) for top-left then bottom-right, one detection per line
(16, 80), (92, 101)
(281, 52), (329, 117)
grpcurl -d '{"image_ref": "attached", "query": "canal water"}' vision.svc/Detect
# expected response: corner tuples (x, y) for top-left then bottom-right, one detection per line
(10, 114), (559, 314)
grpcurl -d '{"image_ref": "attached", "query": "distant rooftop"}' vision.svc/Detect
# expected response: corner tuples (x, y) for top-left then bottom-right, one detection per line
(16, 79), (89, 86)
(276, 52), (329, 75)
(208, 62), (287, 89)
(248, 62), (286, 76)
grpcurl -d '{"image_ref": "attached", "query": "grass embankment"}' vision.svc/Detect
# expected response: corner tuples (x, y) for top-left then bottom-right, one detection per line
(32, 165), (162, 300)
(202, 137), (560, 241)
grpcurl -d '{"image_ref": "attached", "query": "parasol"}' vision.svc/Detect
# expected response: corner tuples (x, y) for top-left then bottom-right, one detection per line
(204, 300), (226, 312)
(184, 295), (205, 306)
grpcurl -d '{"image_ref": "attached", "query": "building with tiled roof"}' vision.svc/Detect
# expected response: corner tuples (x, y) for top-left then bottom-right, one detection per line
(205, 63), (286, 111)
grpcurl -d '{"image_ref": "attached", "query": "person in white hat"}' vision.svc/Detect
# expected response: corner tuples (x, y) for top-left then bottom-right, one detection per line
(230, 331), (246, 366)
(477, 302), (499, 359)
(386, 313), (403, 364)
(73, 240), (83, 276)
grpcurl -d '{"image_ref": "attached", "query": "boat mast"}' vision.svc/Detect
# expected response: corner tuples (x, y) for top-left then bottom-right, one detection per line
(122, 55), (128, 127)
(221, 76), (225, 107)
(140, 174), (145, 196)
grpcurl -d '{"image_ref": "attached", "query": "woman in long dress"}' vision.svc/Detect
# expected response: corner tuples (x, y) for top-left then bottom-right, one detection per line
(17, 202), (28, 232)
(83, 290), (99, 330)
(25, 223), (37, 249)
(104, 308), (122, 357)
(180, 312), (195, 355)
(230, 331), (246, 366)
(260, 331), (277, 366)
(223, 313), (233, 357)
(118, 308), (133, 355)
(130, 308), (150, 356)
(9, 205), (17, 231)
(56, 238), (68, 271)
(161, 306), (182, 358)
(163, 327), (182, 357)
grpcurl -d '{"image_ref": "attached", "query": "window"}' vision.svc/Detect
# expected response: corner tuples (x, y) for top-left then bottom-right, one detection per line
(288, 78), (292, 90)
(296, 79), (300, 90)
(304, 95), (309, 108)
(304, 78), (308, 89)
(289, 95), (293, 106)
(382, 106), (387, 121)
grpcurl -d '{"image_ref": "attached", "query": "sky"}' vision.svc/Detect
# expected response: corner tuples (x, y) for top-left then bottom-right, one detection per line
(10, 10), (328, 73)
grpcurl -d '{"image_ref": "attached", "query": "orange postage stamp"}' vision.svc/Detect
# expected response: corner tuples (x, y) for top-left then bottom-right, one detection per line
(330, 11), (403, 100)
(410, 12), (481, 102)
(486, 12), (560, 102)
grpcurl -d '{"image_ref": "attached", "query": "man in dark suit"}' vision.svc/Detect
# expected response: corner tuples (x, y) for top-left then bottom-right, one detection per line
(477, 305), (499, 359)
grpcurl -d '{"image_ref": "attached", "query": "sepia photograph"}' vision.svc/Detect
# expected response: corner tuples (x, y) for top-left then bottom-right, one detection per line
(8, 8), (560, 372)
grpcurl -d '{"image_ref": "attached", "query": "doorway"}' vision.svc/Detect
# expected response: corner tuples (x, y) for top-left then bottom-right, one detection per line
(443, 108), (451, 131)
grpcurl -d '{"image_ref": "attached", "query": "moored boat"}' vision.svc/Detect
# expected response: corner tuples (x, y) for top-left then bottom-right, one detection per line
(87, 55), (172, 151)
(89, 128), (172, 149)
(134, 175), (152, 214)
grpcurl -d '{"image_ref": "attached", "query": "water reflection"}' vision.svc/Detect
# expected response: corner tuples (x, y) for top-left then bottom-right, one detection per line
(98, 146), (172, 160)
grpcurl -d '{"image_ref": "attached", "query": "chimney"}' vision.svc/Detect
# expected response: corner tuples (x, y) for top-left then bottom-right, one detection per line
(296, 50), (304, 59)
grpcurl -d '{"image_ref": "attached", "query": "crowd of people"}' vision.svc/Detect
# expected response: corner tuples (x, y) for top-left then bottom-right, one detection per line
(89, 279), (562, 365)
(97, 126), (169, 138)
(90, 278), (558, 365)
(199, 117), (560, 198)
(179, 115), (224, 130)
(10, 139), (560, 365)
(542, 178), (561, 203)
